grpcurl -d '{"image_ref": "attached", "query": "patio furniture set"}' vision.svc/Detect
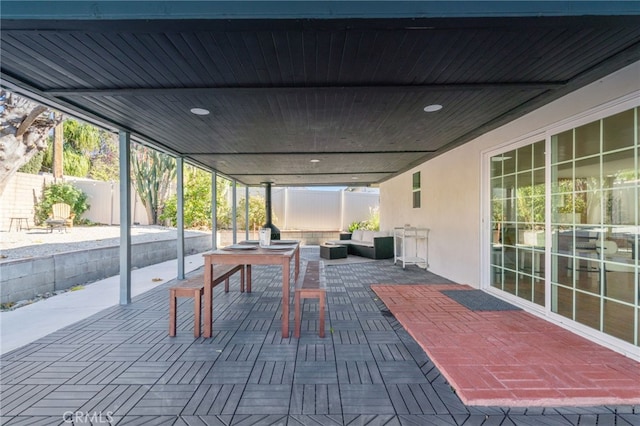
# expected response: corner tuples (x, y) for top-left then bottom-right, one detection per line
(322, 229), (394, 260)
(169, 240), (327, 339)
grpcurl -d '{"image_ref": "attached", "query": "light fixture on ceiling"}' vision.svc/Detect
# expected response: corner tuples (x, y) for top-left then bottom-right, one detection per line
(310, 159), (320, 163)
(423, 104), (443, 113)
(190, 107), (210, 115)
(351, 176), (359, 180)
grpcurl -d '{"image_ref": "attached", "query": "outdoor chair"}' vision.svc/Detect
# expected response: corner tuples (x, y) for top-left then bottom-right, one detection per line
(45, 203), (75, 232)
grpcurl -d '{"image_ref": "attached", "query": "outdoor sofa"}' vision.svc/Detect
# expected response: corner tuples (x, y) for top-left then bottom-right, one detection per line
(327, 229), (394, 259)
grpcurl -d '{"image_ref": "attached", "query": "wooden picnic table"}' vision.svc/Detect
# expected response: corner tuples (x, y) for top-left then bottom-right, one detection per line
(202, 241), (300, 338)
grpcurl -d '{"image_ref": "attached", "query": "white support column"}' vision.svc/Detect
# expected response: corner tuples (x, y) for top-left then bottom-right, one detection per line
(232, 180), (237, 244)
(176, 157), (185, 280)
(245, 185), (250, 241)
(211, 172), (217, 250)
(118, 131), (131, 305)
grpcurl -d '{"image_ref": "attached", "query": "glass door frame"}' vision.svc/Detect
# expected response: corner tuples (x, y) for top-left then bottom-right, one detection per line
(480, 92), (640, 359)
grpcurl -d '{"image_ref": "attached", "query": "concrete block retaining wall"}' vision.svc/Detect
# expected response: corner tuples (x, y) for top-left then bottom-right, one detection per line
(1, 235), (211, 304)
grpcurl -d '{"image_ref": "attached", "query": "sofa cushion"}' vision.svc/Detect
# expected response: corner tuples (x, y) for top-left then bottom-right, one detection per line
(350, 240), (374, 247)
(352, 230), (364, 241)
(373, 231), (387, 239)
(361, 230), (375, 243)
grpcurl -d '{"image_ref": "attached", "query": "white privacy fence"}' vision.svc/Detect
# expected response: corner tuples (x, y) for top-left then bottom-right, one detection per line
(271, 187), (379, 231)
(1, 173), (379, 231)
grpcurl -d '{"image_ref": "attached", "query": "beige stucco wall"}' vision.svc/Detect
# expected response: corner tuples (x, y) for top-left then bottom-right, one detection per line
(380, 61), (640, 286)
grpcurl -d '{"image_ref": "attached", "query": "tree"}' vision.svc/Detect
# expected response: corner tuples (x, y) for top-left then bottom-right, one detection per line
(131, 143), (176, 225)
(237, 195), (267, 232)
(0, 90), (62, 195)
(160, 167), (233, 230)
(161, 166), (211, 229)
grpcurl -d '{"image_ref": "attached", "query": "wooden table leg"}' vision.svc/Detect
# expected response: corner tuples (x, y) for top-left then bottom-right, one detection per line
(282, 260), (290, 338)
(247, 265), (252, 293)
(203, 258), (212, 338)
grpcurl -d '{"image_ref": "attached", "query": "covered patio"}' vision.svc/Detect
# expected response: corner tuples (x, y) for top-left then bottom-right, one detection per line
(2, 249), (638, 425)
(2, 2), (640, 424)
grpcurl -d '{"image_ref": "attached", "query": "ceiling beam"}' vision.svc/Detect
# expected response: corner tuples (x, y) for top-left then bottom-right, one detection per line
(45, 82), (566, 97)
(186, 150), (436, 156)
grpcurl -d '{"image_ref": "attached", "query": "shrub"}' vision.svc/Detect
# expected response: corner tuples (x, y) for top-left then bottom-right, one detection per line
(34, 182), (89, 225)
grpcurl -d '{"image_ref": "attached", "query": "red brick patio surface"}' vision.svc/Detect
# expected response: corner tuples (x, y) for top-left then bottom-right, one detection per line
(371, 284), (640, 407)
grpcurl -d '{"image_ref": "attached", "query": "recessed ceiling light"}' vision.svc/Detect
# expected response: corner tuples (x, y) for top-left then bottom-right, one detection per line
(351, 176), (359, 180)
(190, 107), (210, 115)
(310, 159), (320, 163)
(423, 104), (443, 113)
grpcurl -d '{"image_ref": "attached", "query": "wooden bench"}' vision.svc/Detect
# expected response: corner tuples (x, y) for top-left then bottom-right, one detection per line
(294, 261), (326, 338)
(169, 264), (244, 337)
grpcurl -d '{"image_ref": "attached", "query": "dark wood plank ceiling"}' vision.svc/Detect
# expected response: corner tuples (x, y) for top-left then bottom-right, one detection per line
(2, 8), (640, 186)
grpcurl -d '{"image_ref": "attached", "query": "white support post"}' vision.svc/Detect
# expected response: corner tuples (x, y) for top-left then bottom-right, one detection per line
(118, 131), (131, 305)
(232, 180), (237, 244)
(245, 185), (250, 241)
(176, 157), (184, 280)
(211, 172), (217, 250)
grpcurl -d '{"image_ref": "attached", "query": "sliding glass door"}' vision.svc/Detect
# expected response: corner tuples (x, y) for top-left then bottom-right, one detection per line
(489, 106), (639, 348)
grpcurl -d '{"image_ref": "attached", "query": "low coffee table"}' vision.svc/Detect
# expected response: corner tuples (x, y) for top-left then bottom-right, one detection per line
(320, 243), (348, 260)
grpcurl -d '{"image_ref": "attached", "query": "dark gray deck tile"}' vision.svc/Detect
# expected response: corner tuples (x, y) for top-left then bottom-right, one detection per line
(330, 310), (359, 321)
(365, 331), (402, 344)
(177, 345), (224, 362)
(235, 384), (291, 415)
(101, 345), (153, 362)
(328, 296), (352, 305)
(377, 361), (428, 384)
(126, 384), (197, 416)
(1, 362), (51, 384)
(111, 362), (173, 385)
(2, 416), (66, 425)
(181, 383), (242, 415)
(343, 414), (400, 425)
(112, 415), (180, 425)
(257, 344), (298, 361)
(360, 318), (394, 331)
(333, 330), (367, 345)
(294, 361), (338, 384)
(334, 344), (374, 361)
(230, 414), (287, 426)
(288, 414), (344, 425)
(138, 343), (190, 362)
(158, 361), (214, 385)
(229, 331), (267, 345)
(387, 384), (444, 415)
(290, 384), (341, 415)
(263, 330), (295, 345)
(337, 361), (384, 385)
(202, 361), (253, 384)
(504, 415), (578, 425)
(296, 345), (335, 362)
(340, 384), (395, 415)
(248, 361), (295, 384)
(239, 319), (272, 332)
(1, 384), (59, 416)
(371, 344), (413, 362)
(181, 415), (229, 426)
(217, 344), (260, 362)
(397, 414), (459, 425)
(619, 413), (640, 425)
(194, 330), (235, 347)
(330, 320), (361, 331)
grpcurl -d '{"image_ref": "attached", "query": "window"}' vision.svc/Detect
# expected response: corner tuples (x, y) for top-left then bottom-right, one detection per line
(412, 172), (421, 208)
